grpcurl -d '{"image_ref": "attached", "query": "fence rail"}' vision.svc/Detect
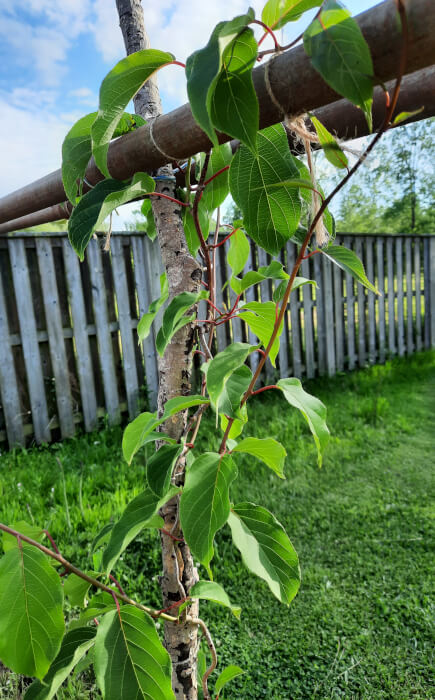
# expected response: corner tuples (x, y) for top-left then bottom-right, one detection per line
(0, 231), (433, 449)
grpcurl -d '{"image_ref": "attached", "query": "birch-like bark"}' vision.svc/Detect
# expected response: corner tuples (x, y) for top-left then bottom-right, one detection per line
(115, 2), (201, 697)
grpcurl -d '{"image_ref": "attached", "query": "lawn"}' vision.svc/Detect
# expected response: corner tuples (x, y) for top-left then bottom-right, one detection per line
(1, 352), (434, 699)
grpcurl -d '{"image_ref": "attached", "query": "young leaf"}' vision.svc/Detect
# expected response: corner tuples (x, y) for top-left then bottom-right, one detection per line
(310, 115), (348, 169)
(215, 365), (252, 420)
(232, 437), (287, 478)
(68, 173), (155, 260)
(101, 487), (176, 576)
(0, 545), (65, 679)
(137, 273), (168, 343)
(227, 227), (250, 278)
(156, 290), (209, 356)
(24, 628), (96, 700)
(140, 199), (157, 240)
(209, 27), (259, 153)
(94, 606), (175, 700)
(146, 444), (182, 498)
(91, 49), (174, 176)
(61, 112), (146, 204)
(71, 592), (117, 629)
(64, 573), (95, 608)
(229, 124), (302, 255)
(304, 0), (374, 129)
(182, 194), (211, 256)
(277, 377), (329, 466)
(392, 108), (424, 126)
(201, 143), (233, 212)
(180, 453), (237, 570)
(189, 580), (241, 619)
(215, 665), (245, 697)
(186, 10), (255, 147)
(231, 260), (289, 295)
(321, 245), (379, 294)
(221, 405), (248, 440)
(262, 0), (322, 29)
(206, 342), (255, 413)
(228, 503), (300, 604)
(122, 410), (177, 465)
(161, 394), (210, 421)
(239, 301), (283, 366)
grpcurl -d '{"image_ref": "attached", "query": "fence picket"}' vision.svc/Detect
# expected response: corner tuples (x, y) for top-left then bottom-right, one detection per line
(333, 261), (345, 371)
(287, 242), (302, 378)
(376, 237), (386, 364)
(386, 237), (396, 354)
(355, 237), (366, 366)
(405, 238), (414, 354)
(321, 254), (335, 376)
(344, 236), (356, 371)
(366, 238), (376, 365)
(0, 268), (24, 445)
(313, 252), (326, 375)
(414, 239), (422, 351)
(396, 237), (405, 356)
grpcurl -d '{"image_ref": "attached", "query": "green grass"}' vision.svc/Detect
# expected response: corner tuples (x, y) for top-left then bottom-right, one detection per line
(1, 353), (434, 699)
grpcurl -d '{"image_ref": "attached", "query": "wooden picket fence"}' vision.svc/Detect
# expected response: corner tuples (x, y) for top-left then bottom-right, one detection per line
(0, 231), (434, 449)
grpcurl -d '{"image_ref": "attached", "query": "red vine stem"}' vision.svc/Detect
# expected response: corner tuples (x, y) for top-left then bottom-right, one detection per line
(254, 20), (280, 50)
(203, 165), (230, 189)
(210, 228), (239, 249)
(251, 385), (279, 396)
(147, 192), (190, 207)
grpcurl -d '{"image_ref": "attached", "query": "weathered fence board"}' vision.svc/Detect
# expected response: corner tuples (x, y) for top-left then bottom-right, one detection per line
(0, 231), (433, 449)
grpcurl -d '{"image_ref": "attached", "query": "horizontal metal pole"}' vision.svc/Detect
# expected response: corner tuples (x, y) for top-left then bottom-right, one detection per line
(0, 0), (434, 227)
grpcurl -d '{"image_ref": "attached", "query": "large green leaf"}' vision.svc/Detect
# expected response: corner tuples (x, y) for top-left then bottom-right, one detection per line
(310, 115), (348, 169)
(146, 444), (182, 498)
(215, 665), (245, 697)
(137, 273), (168, 342)
(227, 227), (250, 278)
(156, 290), (208, 356)
(186, 10), (255, 147)
(262, 0), (322, 29)
(68, 173), (155, 260)
(189, 580), (241, 618)
(0, 545), (64, 679)
(61, 112), (146, 204)
(201, 143), (233, 212)
(95, 606), (175, 700)
(101, 487), (177, 575)
(228, 503), (300, 604)
(216, 365), (252, 420)
(24, 628), (96, 700)
(304, 0), (374, 129)
(91, 49), (174, 176)
(205, 342), (254, 413)
(209, 27), (259, 153)
(232, 437), (286, 478)
(180, 453), (237, 570)
(239, 301), (283, 366)
(229, 124), (302, 255)
(277, 378), (329, 466)
(321, 245), (379, 294)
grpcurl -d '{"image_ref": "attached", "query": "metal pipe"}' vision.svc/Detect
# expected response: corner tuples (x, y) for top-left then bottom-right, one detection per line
(0, 0), (433, 226)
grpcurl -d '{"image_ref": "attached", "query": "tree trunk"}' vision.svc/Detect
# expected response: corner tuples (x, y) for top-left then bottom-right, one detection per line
(115, 2), (201, 697)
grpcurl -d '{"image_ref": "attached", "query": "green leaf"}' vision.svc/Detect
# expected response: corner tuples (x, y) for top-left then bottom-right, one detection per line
(137, 273), (168, 343)
(95, 606), (175, 700)
(201, 143), (233, 212)
(304, 0), (374, 129)
(221, 405), (248, 440)
(161, 394), (210, 421)
(228, 503), (300, 604)
(64, 573), (97, 608)
(122, 413), (177, 464)
(101, 487), (176, 575)
(182, 194), (211, 256)
(322, 245), (379, 294)
(71, 592), (116, 629)
(68, 173), (155, 260)
(0, 545), (64, 679)
(231, 260), (289, 295)
(227, 227), (250, 278)
(216, 365), (252, 420)
(186, 10), (255, 147)
(209, 27), (259, 153)
(92, 49), (174, 176)
(239, 301), (283, 366)
(206, 342), (254, 413)
(229, 124), (302, 255)
(189, 580), (241, 619)
(1, 521), (45, 552)
(277, 378), (329, 466)
(147, 444), (182, 498)
(180, 453), (237, 570)
(61, 112), (146, 204)
(262, 0), (322, 29)
(140, 199), (157, 240)
(392, 107), (424, 126)
(215, 665), (245, 697)
(24, 628), (96, 700)
(309, 115), (348, 169)
(91, 523), (114, 553)
(232, 437), (286, 478)
(156, 290), (208, 357)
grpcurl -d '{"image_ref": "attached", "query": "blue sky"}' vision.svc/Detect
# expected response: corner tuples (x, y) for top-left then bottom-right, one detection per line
(0, 0), (377, 222)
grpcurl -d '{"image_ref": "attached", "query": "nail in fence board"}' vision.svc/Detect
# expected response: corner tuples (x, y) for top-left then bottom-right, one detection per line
(405, 237), (414, 354)
(286, 242), (302, 378)
(0, 266), (24, 446)
(386, 236), (396, 354)
(396, 237), (405, 357)
(8, 239), (50, 443)
(344, 236), (356, 371)
(111, 237), (140, 418)
(62, 240), (98, 432)
(366, 237), (377, 365)
(376, 237), (386, 364)
(87, 240), (120, 424)
(414, 238), (422, 351)
(36, 239), (75, 438)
